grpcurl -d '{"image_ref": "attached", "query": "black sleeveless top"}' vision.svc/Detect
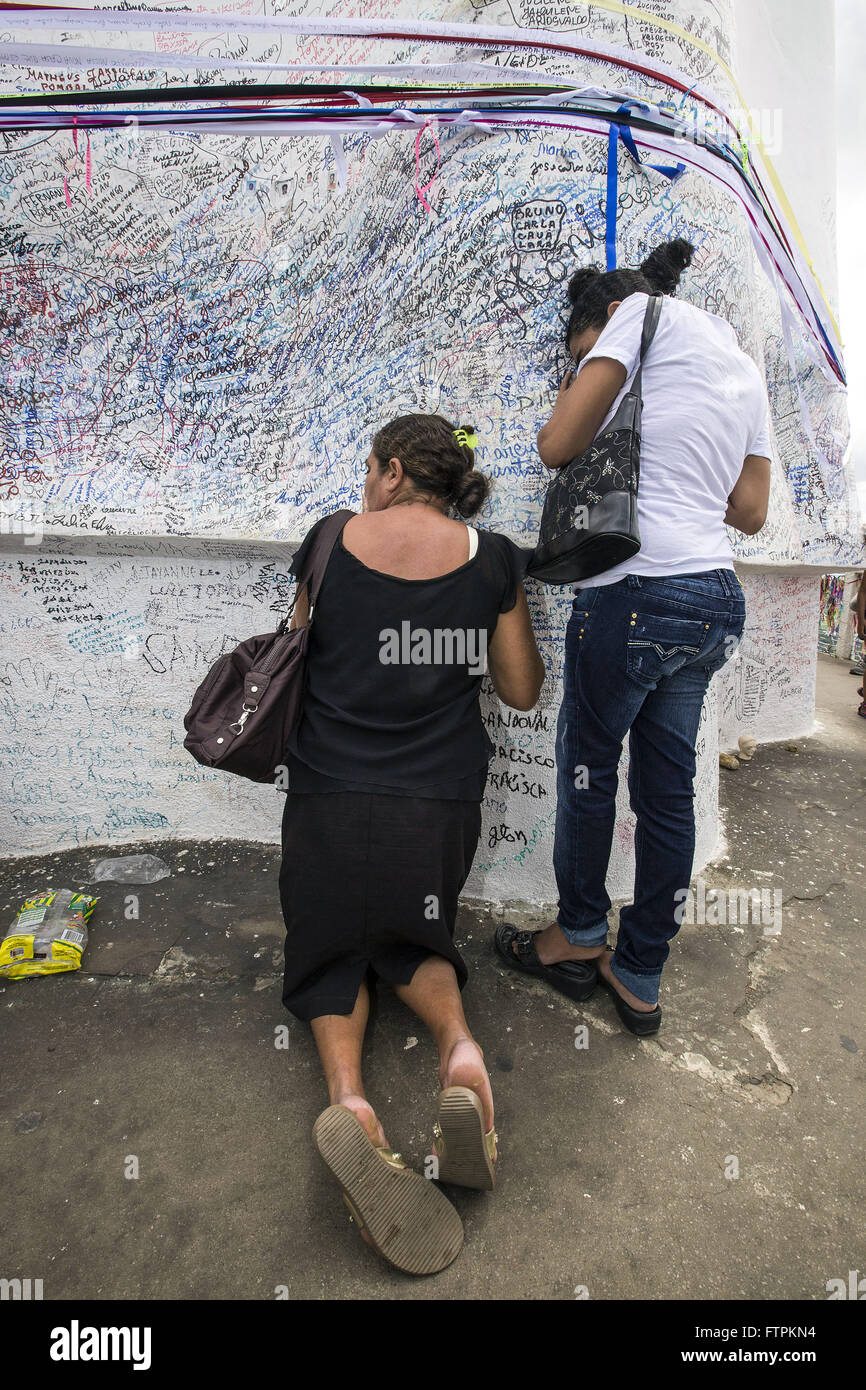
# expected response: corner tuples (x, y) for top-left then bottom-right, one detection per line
(284, 512), (531, 800)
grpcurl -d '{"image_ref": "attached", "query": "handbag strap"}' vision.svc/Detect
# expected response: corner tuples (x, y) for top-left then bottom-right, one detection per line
(278, 508), (354, 634)
(630, 292), (663, 395)
(631, 290), (664, 394)
(640, 291), (664, 358)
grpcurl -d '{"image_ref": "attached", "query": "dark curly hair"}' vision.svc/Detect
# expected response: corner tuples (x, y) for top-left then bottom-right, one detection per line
(564, 237), (695, 347)
(370, 413), (490, 518)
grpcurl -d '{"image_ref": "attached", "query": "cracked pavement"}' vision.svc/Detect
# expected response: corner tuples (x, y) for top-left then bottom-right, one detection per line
(1, 654), (863, 1299)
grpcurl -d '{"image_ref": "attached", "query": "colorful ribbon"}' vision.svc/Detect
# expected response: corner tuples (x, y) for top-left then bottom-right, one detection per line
(606, 101), (686, 270)
(0, 11), (845, 381)
(414, 117), (440, 214)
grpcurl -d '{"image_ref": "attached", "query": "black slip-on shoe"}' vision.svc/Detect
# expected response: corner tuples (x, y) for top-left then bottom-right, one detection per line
(596, 950), (662, 1036)
(494, 922), (598, 1003)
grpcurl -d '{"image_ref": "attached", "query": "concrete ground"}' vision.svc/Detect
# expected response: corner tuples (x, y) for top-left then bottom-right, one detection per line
(1, 654), (863, 1301)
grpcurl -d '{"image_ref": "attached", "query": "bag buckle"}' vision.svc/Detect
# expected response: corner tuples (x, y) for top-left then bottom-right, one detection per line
(228, 701), (258, 736)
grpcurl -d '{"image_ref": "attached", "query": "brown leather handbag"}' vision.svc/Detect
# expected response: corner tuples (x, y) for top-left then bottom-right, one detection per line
(182, 509), (353, 784)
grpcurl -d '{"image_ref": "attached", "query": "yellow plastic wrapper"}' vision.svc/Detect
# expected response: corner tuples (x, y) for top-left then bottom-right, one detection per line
(0, 889), (98, 980)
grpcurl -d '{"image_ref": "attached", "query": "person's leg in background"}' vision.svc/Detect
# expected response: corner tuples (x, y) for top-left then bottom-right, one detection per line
(609, 583), (746, 1009)
(604, 663), (712, 1010)
(527, 583), (649, 967)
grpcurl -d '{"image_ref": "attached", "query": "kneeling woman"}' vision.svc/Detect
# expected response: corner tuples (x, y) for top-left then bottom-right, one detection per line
(281, 414), (544, 1275)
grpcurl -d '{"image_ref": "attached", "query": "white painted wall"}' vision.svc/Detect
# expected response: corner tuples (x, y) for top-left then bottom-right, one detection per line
(0, 530), (720, 902)
(733, 0), (839, 319)
(718, 571), (820, 749)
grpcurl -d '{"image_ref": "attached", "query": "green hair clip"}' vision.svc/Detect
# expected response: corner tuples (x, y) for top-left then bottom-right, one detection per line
(453, 427), (479, 451)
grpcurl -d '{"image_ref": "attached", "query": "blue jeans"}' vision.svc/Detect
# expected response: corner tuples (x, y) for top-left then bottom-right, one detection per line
(553, 569), (747, 1005)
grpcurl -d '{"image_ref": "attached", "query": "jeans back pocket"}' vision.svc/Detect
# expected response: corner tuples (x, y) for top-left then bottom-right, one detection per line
(701, 608), (747, 676)
(626, 613), (709, 686)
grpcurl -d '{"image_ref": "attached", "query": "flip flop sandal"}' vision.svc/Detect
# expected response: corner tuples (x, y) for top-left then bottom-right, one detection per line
(313, 1105), (463, 1276)
(433, 1086), (497, 1191)
(494, 921), (599, 1002)
(596, 948), (662, 1036)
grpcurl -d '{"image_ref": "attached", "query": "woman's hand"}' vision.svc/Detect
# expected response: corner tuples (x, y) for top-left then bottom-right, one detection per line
(556, 368), (575, 400)
(537, 357), (626, 469)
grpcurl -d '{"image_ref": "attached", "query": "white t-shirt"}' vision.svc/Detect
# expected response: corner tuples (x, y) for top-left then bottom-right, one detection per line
(570, 290), (773, 588)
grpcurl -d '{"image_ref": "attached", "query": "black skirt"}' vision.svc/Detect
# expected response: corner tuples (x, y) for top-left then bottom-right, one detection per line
(279, 790), (482, 1022)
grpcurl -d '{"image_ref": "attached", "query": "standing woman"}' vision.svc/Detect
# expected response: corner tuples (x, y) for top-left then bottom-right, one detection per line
(497, 238), (772, 1034)
(282, 413), (544, 1275)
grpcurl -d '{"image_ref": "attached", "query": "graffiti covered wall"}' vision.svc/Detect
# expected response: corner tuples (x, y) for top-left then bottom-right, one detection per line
(0, 1), (859, 899)
(0, 4), (858, 561)
(0, 531), (720, 900)
(718, 571), (819, 749)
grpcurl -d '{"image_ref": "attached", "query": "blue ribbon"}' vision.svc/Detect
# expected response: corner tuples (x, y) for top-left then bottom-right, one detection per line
(605, 100), (687, 270)
(605, 122), (619, 270)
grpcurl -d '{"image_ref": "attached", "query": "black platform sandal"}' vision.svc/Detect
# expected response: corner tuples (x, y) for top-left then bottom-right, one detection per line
(596, 948), (662, 1036)
(494, 922), (598, 1003)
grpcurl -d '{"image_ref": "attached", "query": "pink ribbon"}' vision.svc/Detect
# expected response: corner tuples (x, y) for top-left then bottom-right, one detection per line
(414, 118), (440, 214)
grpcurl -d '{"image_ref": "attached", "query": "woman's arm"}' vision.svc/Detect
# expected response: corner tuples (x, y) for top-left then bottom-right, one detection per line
(289, 584), (309, 630)
(287, 514), (332, 628)
(537, 358), (627, 470)
(725, 454), (771, 535)
(486, 585), (546, 710)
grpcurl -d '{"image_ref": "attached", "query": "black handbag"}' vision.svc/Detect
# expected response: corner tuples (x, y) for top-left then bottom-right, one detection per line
(527, 292), (663, 584)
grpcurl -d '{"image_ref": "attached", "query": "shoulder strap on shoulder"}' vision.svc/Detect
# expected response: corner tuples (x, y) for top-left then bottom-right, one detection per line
(629, 293), (663, 398)
(303, 509), (355, 605)
(279, 509), (354, 633)
(639, 292), (663, 362)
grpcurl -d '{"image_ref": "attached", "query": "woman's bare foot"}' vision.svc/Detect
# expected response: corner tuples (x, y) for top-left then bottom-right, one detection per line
(597, 950), (657, 1013)
(512, 920), (607, 967)
(439, 1034), (495, 1137)
(332, 1093), (388, 1149)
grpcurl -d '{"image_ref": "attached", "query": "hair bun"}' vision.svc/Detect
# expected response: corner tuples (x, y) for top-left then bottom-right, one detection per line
(452, 469), (490, 519)
(639, 238), (695, 294)
(567, 266), (601, 305)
